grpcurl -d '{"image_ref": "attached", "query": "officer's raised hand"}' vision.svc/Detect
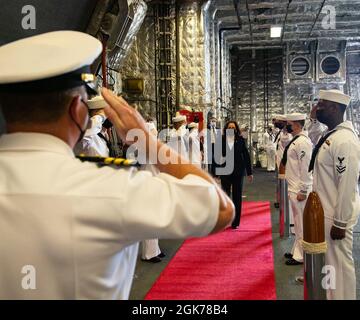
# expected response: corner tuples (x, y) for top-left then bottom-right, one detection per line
(101, 88), (149, 145)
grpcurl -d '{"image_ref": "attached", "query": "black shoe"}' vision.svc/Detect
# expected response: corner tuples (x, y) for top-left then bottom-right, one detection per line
(158, 252), (166, 258)
(284, 252), (293, 259)
(231, 225), (239, 229)
(285, 258), (303, 266)
(274, 202), (279, 208)
(142, 256), (162, 263)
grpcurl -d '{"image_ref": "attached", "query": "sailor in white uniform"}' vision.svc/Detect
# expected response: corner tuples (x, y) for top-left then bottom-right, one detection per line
(187, 122), (202, 168)
(307, 89), (360, 300)
(263, 124), (276, 171)
(274, 115), (293, 169)
(141, 120), (163, 263)
(74, 95), (110, 157)
(273, 114), (294, 230)
(168, 114), (189, 160)
(0, 31), (234, 300)
(281, 113), (313, 265)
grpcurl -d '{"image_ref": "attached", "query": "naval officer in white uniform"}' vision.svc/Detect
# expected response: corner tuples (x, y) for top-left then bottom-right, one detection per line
(281, 113), (313, 265)
(74, 94), (111, 157)
(0, 31), (234, 300)
(168, 114), (189, 160)
(308, 89), (360, 300)
(187, 122), (202, 168)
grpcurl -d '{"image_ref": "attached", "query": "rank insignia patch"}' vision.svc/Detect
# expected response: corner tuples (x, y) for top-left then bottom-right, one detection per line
(300, 151), (306, 160)
(336, 157), (346, 174)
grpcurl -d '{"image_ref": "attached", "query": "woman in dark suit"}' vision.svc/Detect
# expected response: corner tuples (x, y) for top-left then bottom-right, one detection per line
(220, 121), (253, 229)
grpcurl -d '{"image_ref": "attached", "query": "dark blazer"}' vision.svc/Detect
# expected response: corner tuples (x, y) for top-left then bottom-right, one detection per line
(220, 135), (252, 177)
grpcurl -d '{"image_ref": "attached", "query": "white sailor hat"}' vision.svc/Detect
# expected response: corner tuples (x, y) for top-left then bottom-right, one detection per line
(188, 122), (198, 129)
(87, 95), (108, 110)
(0, 31), (102, 95)
(285, 113), (307, 121)
(172, 113), (187, 123)
(319, 89), (351, 107)
(273, 114), (286, 121)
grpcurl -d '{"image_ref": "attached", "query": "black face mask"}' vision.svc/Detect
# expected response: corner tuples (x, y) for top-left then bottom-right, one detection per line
(286, 124), (293, 133)
(316, 109), (328, 124)
(103, 118), (113, 129)
(71, 100), (90, 144)
(275, 122), (284, 129)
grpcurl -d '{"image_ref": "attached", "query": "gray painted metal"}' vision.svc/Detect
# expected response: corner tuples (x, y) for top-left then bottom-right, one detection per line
(304, 253), (327, 300)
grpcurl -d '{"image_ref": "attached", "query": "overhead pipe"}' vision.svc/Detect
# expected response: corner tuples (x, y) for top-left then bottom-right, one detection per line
(101, 34), (109, 89)
(280, 0), (292, 43)
(219, 27), (241, 103)
(245, 0), (253, 45)
(306, 0), (327, 42)
(175, 0), (180, 110)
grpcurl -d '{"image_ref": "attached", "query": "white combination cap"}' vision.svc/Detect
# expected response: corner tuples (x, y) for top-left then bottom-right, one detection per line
(188, 122), (198, 129)
(0, 31), (102, 94)
(173, 113), (187, 123)
(87, 95), (109, 110)
(319, 89), (351, 106)
(285, 113), (307, 121)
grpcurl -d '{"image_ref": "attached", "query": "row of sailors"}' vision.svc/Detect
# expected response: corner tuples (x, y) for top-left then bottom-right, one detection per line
(271, 90), (360, 300)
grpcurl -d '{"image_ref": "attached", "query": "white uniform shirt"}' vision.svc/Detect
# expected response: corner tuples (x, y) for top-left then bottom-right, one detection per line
(284, 131), (313, 195)
(0, 133), (219, 299)
(306, 118), (328, 146)
(276, 130), (293, 168)
(168, 126), (189, 160)
(309, 121), (360, 229)
(188, 129), (201, 167)
(74, 115), (109, 157)
(263, 131), (276, 152)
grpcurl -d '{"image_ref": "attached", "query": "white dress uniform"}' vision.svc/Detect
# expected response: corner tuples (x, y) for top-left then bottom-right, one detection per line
(0, 31), (220, 300)
(141, 122), (162, 261)
(263, 131), (276, 171)
(275, 130), (293, 169)
(0, 133), (219, 299)
(284, 126), (313, 263)
(74, 114), (109, 157)
(308, 90), (360, 300)
(188, 123), (202, 168)
(168, 124), (189, 161)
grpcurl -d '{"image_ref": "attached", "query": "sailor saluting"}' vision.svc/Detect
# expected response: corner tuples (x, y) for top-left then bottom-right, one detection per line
(0, 31), (234, 299)
(308, 89), (360, 300)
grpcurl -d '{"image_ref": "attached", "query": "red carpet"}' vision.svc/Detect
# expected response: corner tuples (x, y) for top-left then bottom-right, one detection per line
(145, 201), (276, 300)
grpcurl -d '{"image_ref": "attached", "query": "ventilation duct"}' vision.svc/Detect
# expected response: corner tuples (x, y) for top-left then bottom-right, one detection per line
(87, 0), (147, 71)
(288, 54), (314, 82)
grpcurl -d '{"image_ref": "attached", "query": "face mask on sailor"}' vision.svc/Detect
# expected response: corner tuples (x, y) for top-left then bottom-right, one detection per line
(103, 118), (113, 129)
(275, 122), (284, 129)
(286, 124), (293, 133)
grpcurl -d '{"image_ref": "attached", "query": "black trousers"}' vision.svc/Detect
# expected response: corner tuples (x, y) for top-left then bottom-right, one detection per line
(221, 175), (244, 227)
(208, 143), (217, 177)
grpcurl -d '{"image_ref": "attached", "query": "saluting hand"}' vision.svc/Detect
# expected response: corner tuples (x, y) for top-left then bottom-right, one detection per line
(330, 226), (346, 240)
(101, 88), (149, 146)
